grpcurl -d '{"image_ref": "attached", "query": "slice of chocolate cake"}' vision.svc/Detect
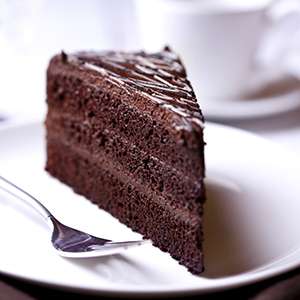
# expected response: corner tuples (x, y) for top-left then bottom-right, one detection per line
(45, 47), (205, 274)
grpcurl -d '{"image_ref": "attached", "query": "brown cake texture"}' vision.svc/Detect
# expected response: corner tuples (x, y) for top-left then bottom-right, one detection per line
(45, 47), (206, 274)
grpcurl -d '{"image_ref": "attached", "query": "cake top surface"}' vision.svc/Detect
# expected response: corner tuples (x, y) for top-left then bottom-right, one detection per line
(62, 47), (204, 131)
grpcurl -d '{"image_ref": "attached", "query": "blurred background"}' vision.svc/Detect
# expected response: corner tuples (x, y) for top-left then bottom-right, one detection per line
(1, 0), (300, 125)
(0, 0), (139, 119)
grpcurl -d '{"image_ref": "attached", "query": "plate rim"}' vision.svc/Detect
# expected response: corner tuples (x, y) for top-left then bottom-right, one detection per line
(202, 88), (300, 121)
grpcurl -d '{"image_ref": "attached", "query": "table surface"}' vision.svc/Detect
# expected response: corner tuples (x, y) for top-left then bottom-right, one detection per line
(2, 106), (300, 299)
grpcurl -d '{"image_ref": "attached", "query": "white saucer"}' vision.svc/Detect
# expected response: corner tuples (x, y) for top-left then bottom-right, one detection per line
(1, 122), (300, 297)
(201, 85), (300, 121)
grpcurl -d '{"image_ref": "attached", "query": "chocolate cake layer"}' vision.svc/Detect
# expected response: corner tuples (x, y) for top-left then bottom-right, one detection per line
(46, 114), (204, 205)
(46, 138), (203, 273)
(46, 47), (206, 274)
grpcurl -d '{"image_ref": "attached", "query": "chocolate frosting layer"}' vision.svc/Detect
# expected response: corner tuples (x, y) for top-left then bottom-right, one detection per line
(62, 47), (204, 131)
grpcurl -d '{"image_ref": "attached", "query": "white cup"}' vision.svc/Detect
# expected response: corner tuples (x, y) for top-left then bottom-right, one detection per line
(135, 0), (300, 101)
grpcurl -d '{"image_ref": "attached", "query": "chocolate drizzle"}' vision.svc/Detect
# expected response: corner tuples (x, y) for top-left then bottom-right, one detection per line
(64, 47), (204, 131)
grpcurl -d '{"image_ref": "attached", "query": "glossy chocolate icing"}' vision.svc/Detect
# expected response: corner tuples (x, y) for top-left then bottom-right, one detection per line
(62, 47), (204, 131)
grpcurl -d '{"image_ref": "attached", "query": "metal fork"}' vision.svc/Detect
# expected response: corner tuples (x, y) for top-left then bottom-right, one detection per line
(0, 175), (148, 257)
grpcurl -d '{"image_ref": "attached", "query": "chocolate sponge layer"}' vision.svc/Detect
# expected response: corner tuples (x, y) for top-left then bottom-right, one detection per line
(46, 138), (204, 273)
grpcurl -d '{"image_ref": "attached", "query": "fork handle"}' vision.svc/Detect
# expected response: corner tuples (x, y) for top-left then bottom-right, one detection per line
(0, 175), (52, 221)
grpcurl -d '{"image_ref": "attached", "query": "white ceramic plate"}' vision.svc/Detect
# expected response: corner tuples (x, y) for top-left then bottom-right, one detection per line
(202, 87), (300, 121)
(1, 122), (300, 297)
